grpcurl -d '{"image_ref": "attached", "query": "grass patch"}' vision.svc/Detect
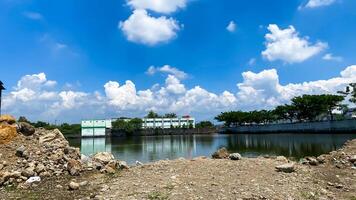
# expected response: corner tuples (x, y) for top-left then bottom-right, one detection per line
(148, 191), (169, 200)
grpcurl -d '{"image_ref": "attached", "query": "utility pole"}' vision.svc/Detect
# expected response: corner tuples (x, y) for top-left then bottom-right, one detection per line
(0, 81), (5, 116)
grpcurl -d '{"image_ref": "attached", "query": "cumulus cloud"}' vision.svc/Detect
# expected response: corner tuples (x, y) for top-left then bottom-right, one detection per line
(226, 21), (237, 32)
(304, 0), (336, 8)
(146, 65), (188, 79)
(262, 24), (328, 63)
(323, 53), (343, 62)
(119, 9), (180, 46)
(3, 65), (356, 122)
(127, 0), (187, 14)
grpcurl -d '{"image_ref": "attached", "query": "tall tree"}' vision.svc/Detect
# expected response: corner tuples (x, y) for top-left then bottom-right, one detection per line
(146, 110), (160, 118)
(163, 113), (177, 118)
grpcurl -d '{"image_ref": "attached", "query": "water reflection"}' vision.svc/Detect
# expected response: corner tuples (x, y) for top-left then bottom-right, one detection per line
(68, 133), (356, 164)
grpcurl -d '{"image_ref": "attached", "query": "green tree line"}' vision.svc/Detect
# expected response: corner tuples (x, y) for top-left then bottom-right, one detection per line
(215, 94), (348, 127)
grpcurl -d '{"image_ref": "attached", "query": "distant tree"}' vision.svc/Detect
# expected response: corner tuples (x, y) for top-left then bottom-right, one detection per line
(196, 121), (214, 128)
(273, 105), (297, 123)
(18, 116), (29, 123)
(320, 94), (345, 120)
(146, 110), (160, 118)
(338, 83), (356, 104)
(112, 118), (142, 134)
(163, 113), (177, 118)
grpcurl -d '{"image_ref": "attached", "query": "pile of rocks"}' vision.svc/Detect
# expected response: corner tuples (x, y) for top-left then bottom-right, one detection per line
(211, 147), (242, 160)
(0, 114), (128, 187)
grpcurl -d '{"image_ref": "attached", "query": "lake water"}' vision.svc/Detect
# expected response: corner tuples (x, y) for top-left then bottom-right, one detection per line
(68, 133), (356, 164)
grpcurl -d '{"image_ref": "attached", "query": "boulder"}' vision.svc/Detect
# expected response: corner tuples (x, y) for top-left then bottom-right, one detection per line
(0, 124), (17, 144)
(275, 163), (295, 173)
(93, 152), (115, 165)
(117, 161), (129, 170)
(35, 163), (46, 174)
(67, 159), (82, 176)
(229, 153), (242, 160)
(212, 147), (229, 159)
(0, 115), (16, 125)
(317, 155), (326, 164)
(22, 167), (35, 178)
(18, 122), (35, 136)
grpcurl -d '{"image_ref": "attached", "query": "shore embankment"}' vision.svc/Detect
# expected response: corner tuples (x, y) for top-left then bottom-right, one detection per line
(224, 119), (356, 134)
(1, 115), (355, 199)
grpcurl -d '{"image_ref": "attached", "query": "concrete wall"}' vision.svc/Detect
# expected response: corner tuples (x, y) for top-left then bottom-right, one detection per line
(226, 119), (356, 133)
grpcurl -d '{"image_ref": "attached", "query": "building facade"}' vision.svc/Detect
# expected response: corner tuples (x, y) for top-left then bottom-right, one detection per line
(81, 119), (112, 137)
(142, 117), (195, 129)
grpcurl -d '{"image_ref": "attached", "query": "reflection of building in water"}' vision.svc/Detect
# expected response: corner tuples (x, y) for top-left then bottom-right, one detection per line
(81, 119), (112, 137)
(142, 136), (197, 159)
(81, 137), (112, 156)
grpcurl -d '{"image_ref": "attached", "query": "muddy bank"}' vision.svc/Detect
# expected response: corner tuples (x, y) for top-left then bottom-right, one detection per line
(1, 116), (355, 199)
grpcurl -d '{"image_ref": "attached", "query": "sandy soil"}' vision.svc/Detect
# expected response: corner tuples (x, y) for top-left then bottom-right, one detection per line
(1, 139), (355, 200)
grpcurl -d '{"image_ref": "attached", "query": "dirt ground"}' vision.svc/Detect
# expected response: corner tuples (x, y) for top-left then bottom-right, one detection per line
(1, 139), (356, 200)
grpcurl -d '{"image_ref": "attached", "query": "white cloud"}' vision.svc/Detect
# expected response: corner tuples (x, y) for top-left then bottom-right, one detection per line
(119, 9), (180, 46)
(304, 0), (336, 8)
(322, 53), (343, 62)
(262, 24), (328, 63)
(23, 11), (43, 20)
(146, 65), (188, 79)
(127, 0), (187, 14)
(226, 21), (237, 32)
(3, 65), (356, 122)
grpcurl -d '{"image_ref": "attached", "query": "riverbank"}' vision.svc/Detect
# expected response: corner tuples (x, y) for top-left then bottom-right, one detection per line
(1, 125), (355, 199)
(224, 119), (356, 134)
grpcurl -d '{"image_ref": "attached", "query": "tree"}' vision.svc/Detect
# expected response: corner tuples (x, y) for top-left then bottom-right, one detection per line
(338, 83), (356, 104)
(112, 118), (143, 134)
(196, 121), (214, 128)
(163, 113), (177, 118)
(18, 116), (30, 123)
(320, 94), (345, 120)
(146, 110), (160, 118)
(273, 105), (297, 122)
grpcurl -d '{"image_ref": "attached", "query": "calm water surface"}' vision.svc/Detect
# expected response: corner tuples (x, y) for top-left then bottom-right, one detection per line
(68, 133), (356, 164)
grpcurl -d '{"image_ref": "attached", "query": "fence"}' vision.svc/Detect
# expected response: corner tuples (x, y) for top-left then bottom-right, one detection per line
(225, 119), (356, 133)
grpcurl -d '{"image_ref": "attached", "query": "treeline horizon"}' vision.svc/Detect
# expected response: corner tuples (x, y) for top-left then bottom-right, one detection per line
(215, 83), (356, 127)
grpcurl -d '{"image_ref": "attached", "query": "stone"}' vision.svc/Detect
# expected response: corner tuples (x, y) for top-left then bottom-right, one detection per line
(117, 161), (129, 170)
(212, 147), (229, 159)
(35, 163), (46, 174)
(67, 159), (82, 176)
(0, 115), (16, 125)
(0, 124), (17, 144)
(93, 152), (115, 165)
(317, 155), (326, 164)
(229, 153), (242, 160)
(22, 167), (35, 178)
(136, 161), (143, 166)
(79, 181), (88, 187)
(69, 181), (80, 190)
(15, 145), (27, 158)
(18, 122), (35, 136)
(307, 157), (318, 166)
(349, 155), (356, 163)
(275, 163), (295, 173)
(25, 176), (41, 184)
(276, 156), (288, 162)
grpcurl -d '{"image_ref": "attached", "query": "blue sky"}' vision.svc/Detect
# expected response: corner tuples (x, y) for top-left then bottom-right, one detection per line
(1, 0), (356, 123)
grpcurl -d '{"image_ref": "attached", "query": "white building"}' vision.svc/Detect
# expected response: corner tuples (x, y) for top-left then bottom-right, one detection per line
(81, 119), (112, 137)
(142, 117), (195, 129)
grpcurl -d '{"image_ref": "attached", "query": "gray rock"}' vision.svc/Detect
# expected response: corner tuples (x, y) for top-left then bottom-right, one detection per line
(15, 145), (27, 158)
(229, 153), (242, 160)
(22, 167), (35, 177)
(135, 161), (143, 166)
(35, 163), (46, 174)
(275, 163), (295, 173)
(79, 181), (88, 187)
(18, 122), (35, 136)
(276, 156), (288, 162)
(307, 157), (318, 166)
(69, 181), (80, 190)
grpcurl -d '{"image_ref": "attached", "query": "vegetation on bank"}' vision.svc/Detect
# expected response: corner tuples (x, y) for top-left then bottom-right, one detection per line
(215, 86), (356, 127)
(18, 116), (81, 135)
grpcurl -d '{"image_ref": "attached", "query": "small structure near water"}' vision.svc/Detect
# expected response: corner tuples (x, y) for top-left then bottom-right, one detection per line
(81, 119), (112, 137)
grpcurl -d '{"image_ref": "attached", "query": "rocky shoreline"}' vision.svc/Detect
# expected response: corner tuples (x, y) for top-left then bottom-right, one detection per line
(1, 115), (356, 199)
